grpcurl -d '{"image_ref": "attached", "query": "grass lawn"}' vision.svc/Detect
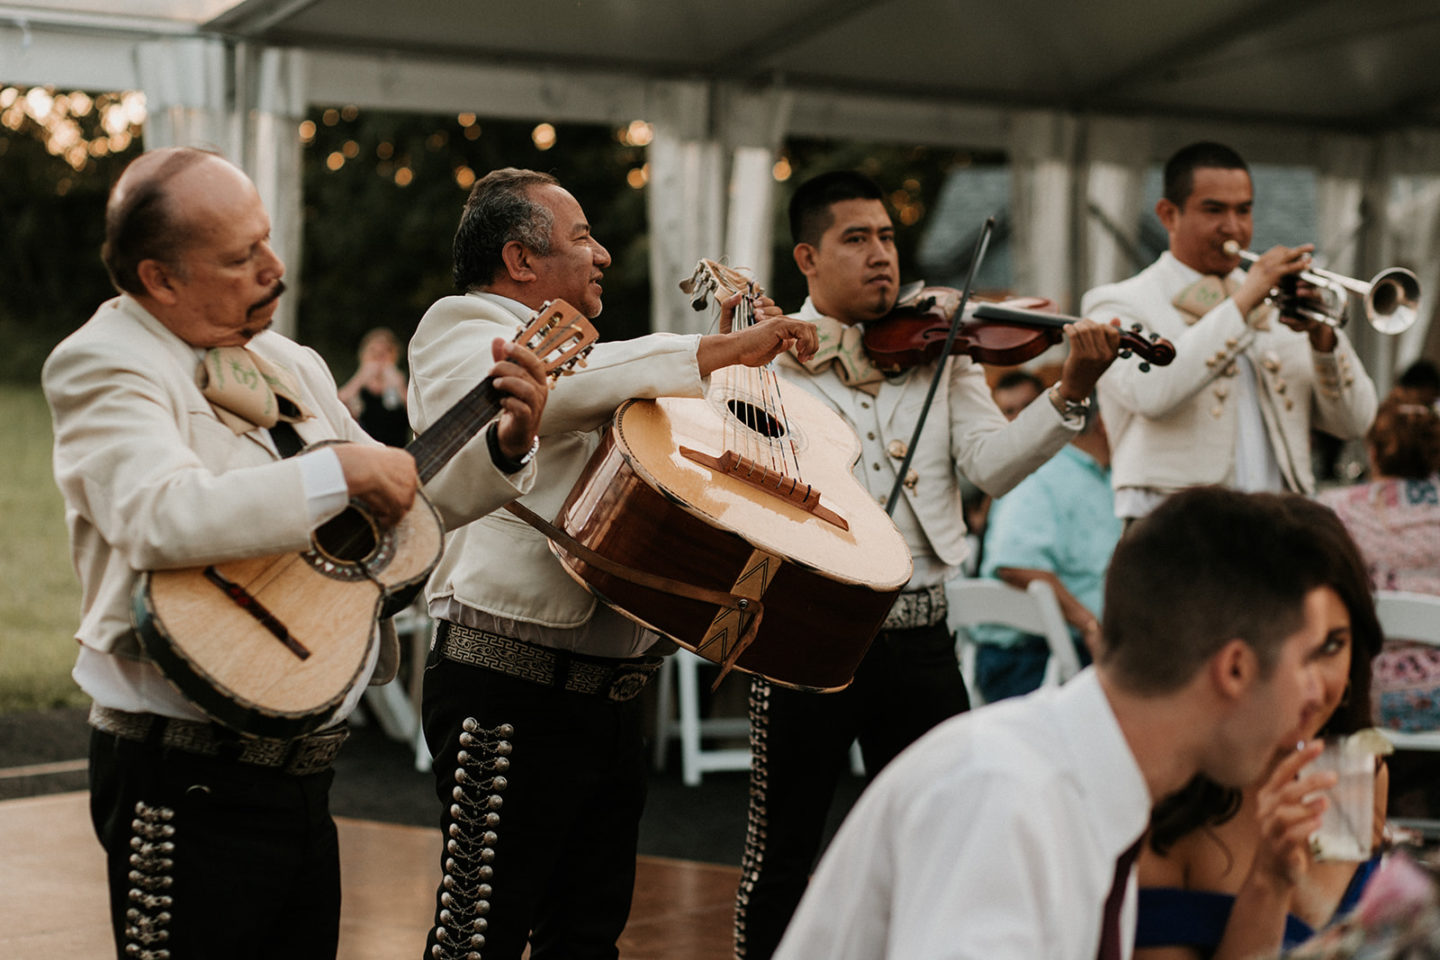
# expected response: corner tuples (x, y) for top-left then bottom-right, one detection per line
(0, 383), (86, 713)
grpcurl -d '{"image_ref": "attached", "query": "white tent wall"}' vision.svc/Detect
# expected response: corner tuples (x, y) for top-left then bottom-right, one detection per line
(3, 8), (1438, 381)
(645, 80), (723, 335)
(1080, 115), (1153, 299)
(242, 44), (304, 340)
(1008, 109), (1078, 310)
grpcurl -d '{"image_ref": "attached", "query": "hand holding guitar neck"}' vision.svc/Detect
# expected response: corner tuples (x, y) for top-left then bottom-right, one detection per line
(487, 337), (550, 462)
(135, 300), (597, 738)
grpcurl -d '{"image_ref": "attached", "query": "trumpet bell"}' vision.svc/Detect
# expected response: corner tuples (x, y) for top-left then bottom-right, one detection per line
(1220, 241), (1421, 335)
(1365, 268), (1420, 335)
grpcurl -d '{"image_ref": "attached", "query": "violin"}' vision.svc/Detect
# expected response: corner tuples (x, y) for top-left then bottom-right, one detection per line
(861, 285), (1176, 372)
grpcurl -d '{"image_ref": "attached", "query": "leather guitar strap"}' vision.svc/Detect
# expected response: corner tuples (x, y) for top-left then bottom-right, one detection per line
(502, 500), (764, 681)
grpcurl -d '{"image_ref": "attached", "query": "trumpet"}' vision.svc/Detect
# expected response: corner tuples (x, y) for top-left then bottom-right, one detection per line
(1221, 241), (1420, 335)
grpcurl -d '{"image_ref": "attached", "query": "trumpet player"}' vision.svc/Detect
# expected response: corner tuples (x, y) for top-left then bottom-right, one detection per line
(1083, 141), (1377, 524)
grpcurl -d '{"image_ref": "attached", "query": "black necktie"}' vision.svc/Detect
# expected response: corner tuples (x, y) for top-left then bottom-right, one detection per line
(1097, 838), (1143, 960)
(268, 420), (305, 459)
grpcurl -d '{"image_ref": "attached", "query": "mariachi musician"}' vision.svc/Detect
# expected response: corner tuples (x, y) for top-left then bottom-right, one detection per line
(734, 170), (1121, 959)
(44, 148), (550, 960)
(407, 167), (817, 960)
(1083, 142), (1378, 526)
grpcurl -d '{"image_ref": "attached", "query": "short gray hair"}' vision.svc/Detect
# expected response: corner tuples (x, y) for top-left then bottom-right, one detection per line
(452, 168), (558, 290)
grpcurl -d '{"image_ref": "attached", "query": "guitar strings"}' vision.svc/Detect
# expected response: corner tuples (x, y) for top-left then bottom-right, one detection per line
(726, 266), (803, 482)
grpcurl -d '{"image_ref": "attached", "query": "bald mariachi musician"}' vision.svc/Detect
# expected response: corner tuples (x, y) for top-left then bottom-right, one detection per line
(44, 147), (547, 960)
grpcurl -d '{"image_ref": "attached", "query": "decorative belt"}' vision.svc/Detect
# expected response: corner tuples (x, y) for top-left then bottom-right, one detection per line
(435, 620), (662, 702)
(89, 704), (347, 776)
(882, 583), (950, 631)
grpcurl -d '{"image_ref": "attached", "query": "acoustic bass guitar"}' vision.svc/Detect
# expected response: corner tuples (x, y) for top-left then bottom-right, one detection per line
(133, 301), (597, 738)
(542, 260), (913, 692)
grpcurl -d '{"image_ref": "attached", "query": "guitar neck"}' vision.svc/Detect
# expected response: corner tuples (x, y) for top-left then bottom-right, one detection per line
(406, 377), (501, 485)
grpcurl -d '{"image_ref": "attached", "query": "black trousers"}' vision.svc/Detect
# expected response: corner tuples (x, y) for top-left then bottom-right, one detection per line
(421, 653), (648, 960)
(734, 622), (970, 959)
(89, 729), (341, 960)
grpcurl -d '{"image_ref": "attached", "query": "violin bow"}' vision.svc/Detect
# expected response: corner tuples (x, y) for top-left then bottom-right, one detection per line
(882, 216), (996, 516)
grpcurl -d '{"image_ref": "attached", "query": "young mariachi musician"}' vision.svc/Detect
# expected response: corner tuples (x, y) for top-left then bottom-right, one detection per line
(733, 170), (1122, 959)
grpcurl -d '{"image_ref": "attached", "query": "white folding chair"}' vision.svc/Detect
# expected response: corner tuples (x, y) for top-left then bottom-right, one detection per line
(652, 649), (751, 786)
(387, 603), (435, 773)
(946, 578), (1079, 706)
(1374, 591), (1440, 752)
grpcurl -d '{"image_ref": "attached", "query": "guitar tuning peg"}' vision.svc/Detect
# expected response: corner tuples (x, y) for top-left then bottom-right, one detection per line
(690, 295), (709, 312)
(1139, 362), (1151, 373)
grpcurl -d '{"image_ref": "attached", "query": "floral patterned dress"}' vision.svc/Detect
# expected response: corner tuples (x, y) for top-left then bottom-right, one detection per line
(1319, 475), (1440, 731)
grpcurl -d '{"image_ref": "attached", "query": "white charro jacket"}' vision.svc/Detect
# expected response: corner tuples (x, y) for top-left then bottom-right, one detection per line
(1083, 252), (1376, 497)
(774, 301), (1078, 571)
(408, 292), (705, 629)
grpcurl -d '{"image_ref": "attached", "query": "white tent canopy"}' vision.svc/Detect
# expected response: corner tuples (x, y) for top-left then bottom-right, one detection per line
(4, 0), (1439, 388)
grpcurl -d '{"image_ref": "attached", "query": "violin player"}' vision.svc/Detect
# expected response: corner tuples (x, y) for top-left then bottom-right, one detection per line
(1081, 141), (1377, 527)
(734, 170), (1121, 959)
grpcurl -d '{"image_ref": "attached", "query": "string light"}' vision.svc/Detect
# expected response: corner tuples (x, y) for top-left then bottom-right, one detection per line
(532, 123), (556, 151)
(0, 85), (146, 177)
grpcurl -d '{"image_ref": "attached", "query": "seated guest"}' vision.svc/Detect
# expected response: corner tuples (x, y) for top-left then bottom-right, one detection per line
(992, 369), (1045, 420)
(962, 369), (1047, 572)
(971, 403), (1120, 702)
(1394, 358), (1440, 409)
(774, 487), (1370, 960)
(1134, 509), (1385, 959)
(1318, 394), (1440, 731)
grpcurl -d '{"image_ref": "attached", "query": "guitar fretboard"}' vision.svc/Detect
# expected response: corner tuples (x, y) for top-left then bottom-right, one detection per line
(406, 378), (501, 484)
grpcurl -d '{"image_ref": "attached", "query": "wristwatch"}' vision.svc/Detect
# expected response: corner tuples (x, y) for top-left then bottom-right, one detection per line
(486, 423), (540, 474)
(1047, 386), (1091, 421)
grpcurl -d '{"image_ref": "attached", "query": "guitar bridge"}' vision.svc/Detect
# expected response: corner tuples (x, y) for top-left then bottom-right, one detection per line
(679, 446), (849, 531)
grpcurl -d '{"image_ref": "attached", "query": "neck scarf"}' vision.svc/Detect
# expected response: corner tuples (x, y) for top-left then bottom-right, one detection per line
(793, 315), (886, 396)
(1172, 274), (1271, 330)
(197, 346), (313, 435)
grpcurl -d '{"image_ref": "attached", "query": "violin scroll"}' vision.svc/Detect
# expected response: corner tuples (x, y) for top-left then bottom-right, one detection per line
(1115, 322), (1177, 372)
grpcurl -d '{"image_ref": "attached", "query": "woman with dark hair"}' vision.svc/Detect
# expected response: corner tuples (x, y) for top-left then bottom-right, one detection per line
(1319, 393), (1440, 731)
(1133, 497), (1387, 960)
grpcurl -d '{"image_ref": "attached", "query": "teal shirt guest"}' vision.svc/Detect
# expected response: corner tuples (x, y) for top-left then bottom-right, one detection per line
(970, 410), (1121, 702)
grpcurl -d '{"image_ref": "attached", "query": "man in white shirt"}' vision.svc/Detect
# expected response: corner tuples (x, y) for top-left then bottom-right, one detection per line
(1082, 141), (1376, 523)
(775, 487), (1354, 960)
(44, 148), (549, 960)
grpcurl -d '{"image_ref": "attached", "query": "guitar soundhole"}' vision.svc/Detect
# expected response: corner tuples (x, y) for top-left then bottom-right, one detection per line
(313, 508), (378, 564)
(727, 400), (787, 439)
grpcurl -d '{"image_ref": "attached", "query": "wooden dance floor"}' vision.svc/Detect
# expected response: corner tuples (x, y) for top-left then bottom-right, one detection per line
(0, 791), (741, 959)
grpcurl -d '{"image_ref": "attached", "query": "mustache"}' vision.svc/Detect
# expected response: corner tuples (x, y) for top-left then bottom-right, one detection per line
(247, 281), (286, 316)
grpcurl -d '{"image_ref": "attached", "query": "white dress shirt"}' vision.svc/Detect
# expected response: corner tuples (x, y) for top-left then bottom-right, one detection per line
(774, 669), (1150, 960)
